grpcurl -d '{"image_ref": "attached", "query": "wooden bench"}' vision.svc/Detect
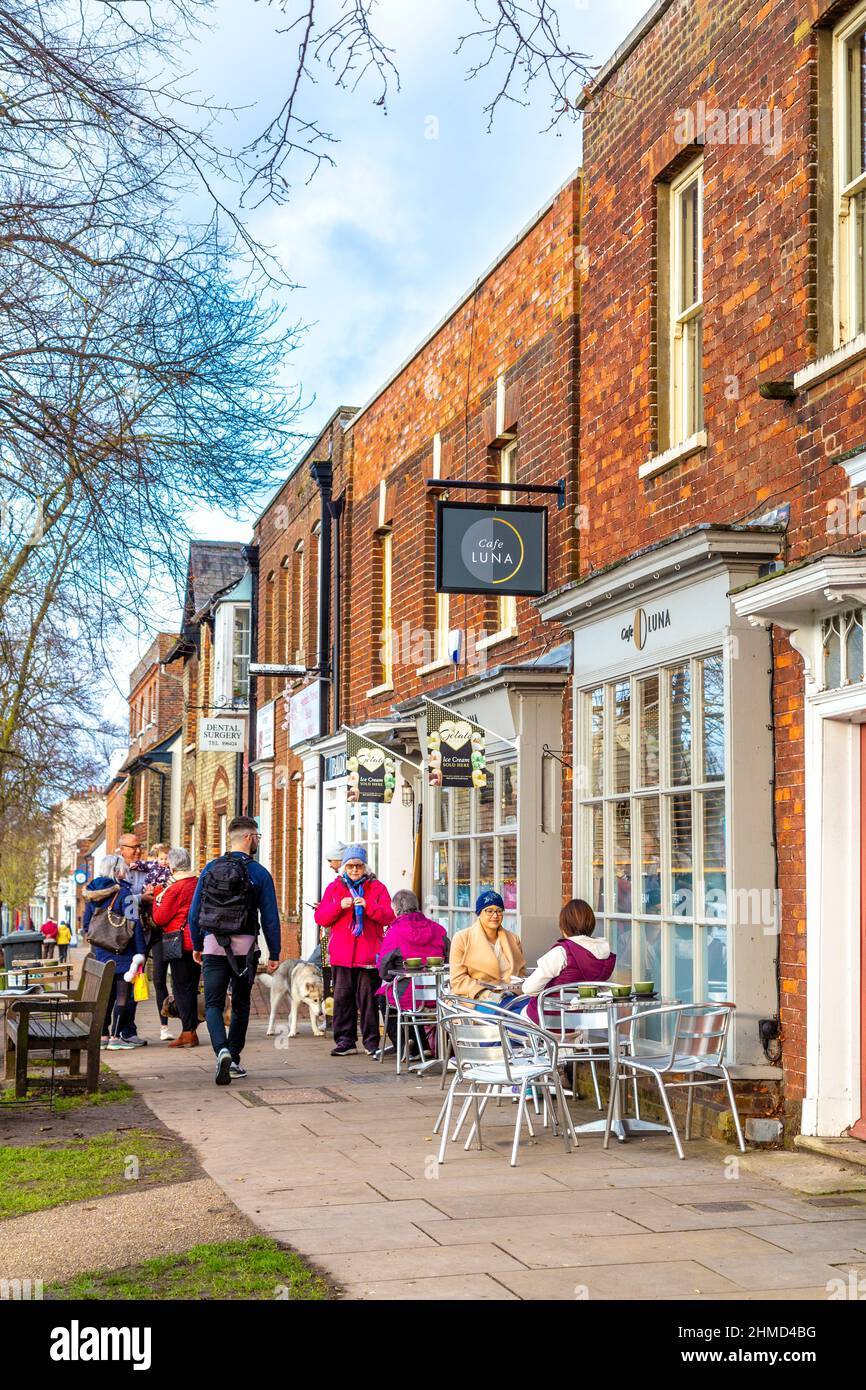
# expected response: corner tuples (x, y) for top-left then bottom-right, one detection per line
(0, 961), (73, 993)
(4, 955), (113, 1097)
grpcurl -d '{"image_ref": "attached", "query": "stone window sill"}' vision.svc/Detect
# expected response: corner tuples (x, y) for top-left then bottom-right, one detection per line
(793, 332), (866, 392)
(476, 626), (518, 651)
(417, 656), (453, 676)
(366, 681), (394, 700)
(639, 431), (707, 480)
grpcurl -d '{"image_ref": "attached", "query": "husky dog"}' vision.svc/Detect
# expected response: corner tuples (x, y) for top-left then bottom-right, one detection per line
(260, 960), (326, 1037)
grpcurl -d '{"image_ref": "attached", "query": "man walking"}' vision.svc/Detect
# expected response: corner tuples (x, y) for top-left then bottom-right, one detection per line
(112, 834), (149, 1046)
(189, 816), (280, 1085)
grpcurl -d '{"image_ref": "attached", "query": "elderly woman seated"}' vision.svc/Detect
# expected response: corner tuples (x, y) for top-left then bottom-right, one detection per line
(449, 890), (526, 1005)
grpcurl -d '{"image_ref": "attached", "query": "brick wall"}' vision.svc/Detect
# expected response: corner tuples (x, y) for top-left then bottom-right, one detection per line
(578, 0), (866, 1106)
(344, 175), (581, 727)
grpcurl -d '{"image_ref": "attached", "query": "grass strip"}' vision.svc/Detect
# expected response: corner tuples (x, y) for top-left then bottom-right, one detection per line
(52, 1237), (331, 1301)
(0, 1128), (190, 1218)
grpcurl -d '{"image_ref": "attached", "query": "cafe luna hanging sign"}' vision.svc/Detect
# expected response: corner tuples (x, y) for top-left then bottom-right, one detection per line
(425, 697), (487, 790)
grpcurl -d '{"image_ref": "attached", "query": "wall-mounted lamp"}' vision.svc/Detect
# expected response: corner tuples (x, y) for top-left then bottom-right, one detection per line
(401, 780), (415, 809)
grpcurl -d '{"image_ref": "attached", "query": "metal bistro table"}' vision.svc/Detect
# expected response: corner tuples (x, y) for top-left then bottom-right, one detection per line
(563, 994), (680, 1142)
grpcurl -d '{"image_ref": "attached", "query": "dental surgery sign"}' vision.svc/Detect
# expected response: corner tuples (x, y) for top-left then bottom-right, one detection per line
(435, 501), (547, 597)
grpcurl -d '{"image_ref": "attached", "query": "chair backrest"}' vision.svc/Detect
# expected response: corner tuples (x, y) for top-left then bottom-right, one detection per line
(536, 984), (610, 1039)
(79, 955), (106, 1003)
(442, 1005), (556, 1081)
(395, 972), (438, 1010)
(671, 1004), (733, 1067)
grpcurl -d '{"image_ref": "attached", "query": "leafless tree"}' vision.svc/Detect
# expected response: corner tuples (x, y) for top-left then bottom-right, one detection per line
(247, 0), (593, 201)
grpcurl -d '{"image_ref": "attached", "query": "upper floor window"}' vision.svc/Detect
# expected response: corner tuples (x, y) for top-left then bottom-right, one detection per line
(213, 602), (251, 708)
(290, 542), (305, 665)
(669, 159), (704, 446)
(835, 3), (866, 345)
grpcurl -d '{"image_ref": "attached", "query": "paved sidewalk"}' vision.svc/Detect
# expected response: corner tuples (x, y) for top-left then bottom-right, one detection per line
(111, 1001), (866, 1300)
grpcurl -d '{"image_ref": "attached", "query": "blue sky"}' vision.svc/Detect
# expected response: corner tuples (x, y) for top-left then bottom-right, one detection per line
(111, 0), (651, 724)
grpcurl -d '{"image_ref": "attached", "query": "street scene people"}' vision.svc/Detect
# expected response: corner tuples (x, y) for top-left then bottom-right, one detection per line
(82, 854), (148, 1050)
(449, 890), (526, 1004)
(150, 847), (200, 1046)
(314, 845), (394, 1057)
(189, 816), (281, 1084)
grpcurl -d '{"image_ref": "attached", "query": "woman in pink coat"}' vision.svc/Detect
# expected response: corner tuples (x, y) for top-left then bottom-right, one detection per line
(314, 844), (394, 1058)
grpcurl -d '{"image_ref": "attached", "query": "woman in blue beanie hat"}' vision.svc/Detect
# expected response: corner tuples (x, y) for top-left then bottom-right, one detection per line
(314, 843), (394, 1056)
(449, 887), (526, 1002)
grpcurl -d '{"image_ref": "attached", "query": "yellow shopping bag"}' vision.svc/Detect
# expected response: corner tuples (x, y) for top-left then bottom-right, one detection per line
(133, 969), (149, 1003)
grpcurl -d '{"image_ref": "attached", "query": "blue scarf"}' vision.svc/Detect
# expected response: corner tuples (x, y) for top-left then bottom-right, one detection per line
(340, 873), (367, 937)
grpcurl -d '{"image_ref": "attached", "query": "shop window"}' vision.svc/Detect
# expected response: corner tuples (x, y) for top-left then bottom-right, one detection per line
(428, 761), (518, 937)
(345, 800), (380, 877)
(834, 2), (866, 345)
(578, 654), (727, 1004)
(822, 607), (866, 688)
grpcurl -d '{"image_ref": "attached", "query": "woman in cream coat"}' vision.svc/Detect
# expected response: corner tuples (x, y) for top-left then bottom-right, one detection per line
(449, 890), (526, 1002)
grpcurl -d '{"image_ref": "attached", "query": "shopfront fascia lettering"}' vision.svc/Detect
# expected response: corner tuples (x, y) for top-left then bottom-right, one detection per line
(621, 606), (672, 650)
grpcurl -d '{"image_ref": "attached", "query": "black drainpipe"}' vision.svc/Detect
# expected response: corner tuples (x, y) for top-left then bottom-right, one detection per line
(309, 459), (333, 908)
(244, 544), (260, 818)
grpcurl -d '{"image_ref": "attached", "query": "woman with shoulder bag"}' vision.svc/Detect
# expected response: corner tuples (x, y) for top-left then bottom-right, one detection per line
(83, 854), (147, 1050)
(151, 847), (200, 1047)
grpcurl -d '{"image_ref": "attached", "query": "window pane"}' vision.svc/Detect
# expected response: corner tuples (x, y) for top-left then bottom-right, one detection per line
(679, 177), (700, 312)
(847, 31), (866, 185)
(639, 798), (662, 914)
(454, 839), (471, 908)
(637, 920), (662, 992)
(590, 805), (604, 913)
(701, 654), (725, 782)
(685, 314), (703, 435)
(850, 616), (864, 684)
(672, 923), (694, 1004)
(590, 687), (604, 796)
(855, 189), (866, 337)
(702, 790), (727, 920)
(453, 788), (471, 835)
(638, 675), (660, 787)
(609, 919), (632, 984)
(478, 838), (495, 896)
(670, 794), (693, 918)
(431, 842), (449, 906)
(477, 779), (494, 833)
(500, 836), (517, 910)
(614, 681), (631, 793)
(613, 800), (632, 914)
(825, 620), (842, 689)
(435, 788), (450, 835)
(500, 763), (518, 826)
(454, 911), (472, 933)
(704, 925), (728, 1002)
(670, 664), (692, 785)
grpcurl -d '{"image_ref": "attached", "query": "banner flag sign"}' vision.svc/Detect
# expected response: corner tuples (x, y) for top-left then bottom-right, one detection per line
(199, 717), (246, 752)
(426, 701), (487, 789)
(435, 500), (547, 597)
(346, 729), (396, 804)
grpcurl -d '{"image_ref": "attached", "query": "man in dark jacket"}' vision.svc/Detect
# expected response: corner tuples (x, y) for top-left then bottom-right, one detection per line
(189, 816), (280, 1085)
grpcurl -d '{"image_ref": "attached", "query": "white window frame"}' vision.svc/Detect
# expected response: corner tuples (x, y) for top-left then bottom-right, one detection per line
(428, 760), (519, 937)
(213, 602), (251, 710)
(368, 529), (394, 696)
(834, 1), (866, 347)
(669, 158), (704, 448)
(477, 440), (519, 651)
(576, 653), (728, 1008)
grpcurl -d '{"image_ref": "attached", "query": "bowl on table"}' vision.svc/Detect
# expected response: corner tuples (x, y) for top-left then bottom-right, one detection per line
(426, 956), (444, 967)
(577, 984), (599, 999)
(633, 980), (655, 996)
(403, 958), (423, 969)
(609, 983), (631, 999)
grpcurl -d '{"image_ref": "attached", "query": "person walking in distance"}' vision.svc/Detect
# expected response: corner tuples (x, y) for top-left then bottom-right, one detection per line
(188, 816), (280, 1085)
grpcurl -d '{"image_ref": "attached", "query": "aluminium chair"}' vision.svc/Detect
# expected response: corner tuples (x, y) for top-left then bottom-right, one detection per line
(603, 1001), (746, 1159)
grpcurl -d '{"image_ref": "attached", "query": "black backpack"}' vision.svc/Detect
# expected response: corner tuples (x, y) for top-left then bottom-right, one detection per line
(197, 854), (253, 939)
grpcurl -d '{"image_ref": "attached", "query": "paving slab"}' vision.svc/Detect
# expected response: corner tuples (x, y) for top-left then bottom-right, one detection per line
(339, 1274), (518, 1300)
(495, 1261), (740, 1300)
(99, 1008), (865, 1301)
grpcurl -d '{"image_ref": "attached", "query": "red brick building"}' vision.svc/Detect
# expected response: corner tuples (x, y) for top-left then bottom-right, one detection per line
(251, 408), (355, 957)
(272, 175), (582, 961)
(108, 633), (184, 852)
(537, 0), (866, 1139)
